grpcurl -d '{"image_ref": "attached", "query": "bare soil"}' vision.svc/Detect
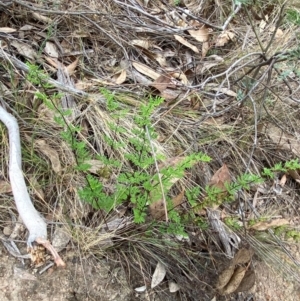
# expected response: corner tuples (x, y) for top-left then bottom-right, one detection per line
(1, 241), (300, 301)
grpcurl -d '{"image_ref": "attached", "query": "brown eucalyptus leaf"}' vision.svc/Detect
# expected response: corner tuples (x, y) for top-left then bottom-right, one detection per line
(174, 35), (199, 53)
(221, 266), (247, 295)
(235, 269), (256, 293)
(233, 248), (254, 265)
(31, 12), (52, 23)
(172, 189), (185, 207)
(65, 57), (79, 76)
(150, 74), (173, 93)
(251, 218), (289, 231)
(132, 61), (160, 80)
(209, 164), (231, 192)
(216, 264), (235, 290)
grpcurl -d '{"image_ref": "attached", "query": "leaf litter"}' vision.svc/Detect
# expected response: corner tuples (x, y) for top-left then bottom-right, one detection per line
(0, 1), (300, 301)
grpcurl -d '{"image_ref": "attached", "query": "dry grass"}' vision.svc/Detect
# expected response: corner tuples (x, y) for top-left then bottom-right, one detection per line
(0, 0), (300, 300)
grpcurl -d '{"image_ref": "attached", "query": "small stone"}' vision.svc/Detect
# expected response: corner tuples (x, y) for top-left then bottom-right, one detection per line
(3, 226), (12, 236)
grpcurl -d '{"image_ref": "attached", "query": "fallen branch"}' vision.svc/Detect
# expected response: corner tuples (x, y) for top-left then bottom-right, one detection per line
(0, 103), (65, 267)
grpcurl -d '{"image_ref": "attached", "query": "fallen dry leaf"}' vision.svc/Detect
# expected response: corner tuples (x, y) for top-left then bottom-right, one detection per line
(216, 247), (254, 294)
(150, 157), (190, 220)
(250, 218), (289, 231)
(171, 189), (185, 207)
(171, 72), (189, 85)
(174, 35), (199, 53)
(44, 41), (59, 58)
(233, 248), (254, 265)
(215, 31), (235, 47)
(151, 262), (166, 288)
(235, 269), (255, 293)
(209, 164), (231, 192)
(169, 281), (180, 292)
(34, 139), (61, 173)
(216, 264), (235, 290)
(32, 12), (52, 23)
(65, 57), (80, 76)
(202, 41), (210, 58)
(114, 69), (127, 85)
(279, 174), (287, 187)
(0, 180), (12, 193)
(187, 22), (209, 42)
(11, 41), (37, 60)
(221, 266), (247, 295)
(0, 27), (17, 33)
(288, 169), (300, 184)
(150, 74), (173, 93)
(134, 285), (147, 292)
(20, 25), (36, 31)
(131, 39), (150, 49)
(262, 123), (300, 156)
(212, 87), (237, 97)
(132, 61), (160, 80)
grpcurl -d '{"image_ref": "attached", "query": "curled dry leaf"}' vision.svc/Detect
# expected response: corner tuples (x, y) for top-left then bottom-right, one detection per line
(172, 72), (189, 85)
(174, 35), (199, 53)
(202, 41), (210, 58)
(114, 69), (127, 85)
(135, 285), (147, 292)
(221, 266), (247, 295)
(250, 218), (289, 231)
(216, 264), (235, 290)
(279, 174), (287, 187)
(235, 269), (256, 293)
(187, 22), (209, 42)
(151, 261), (166, 288)
(215, 31), (235, 47)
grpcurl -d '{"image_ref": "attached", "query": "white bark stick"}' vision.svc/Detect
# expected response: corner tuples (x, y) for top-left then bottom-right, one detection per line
(0, 105), (66, 266)
(0, 105), (47, 245)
